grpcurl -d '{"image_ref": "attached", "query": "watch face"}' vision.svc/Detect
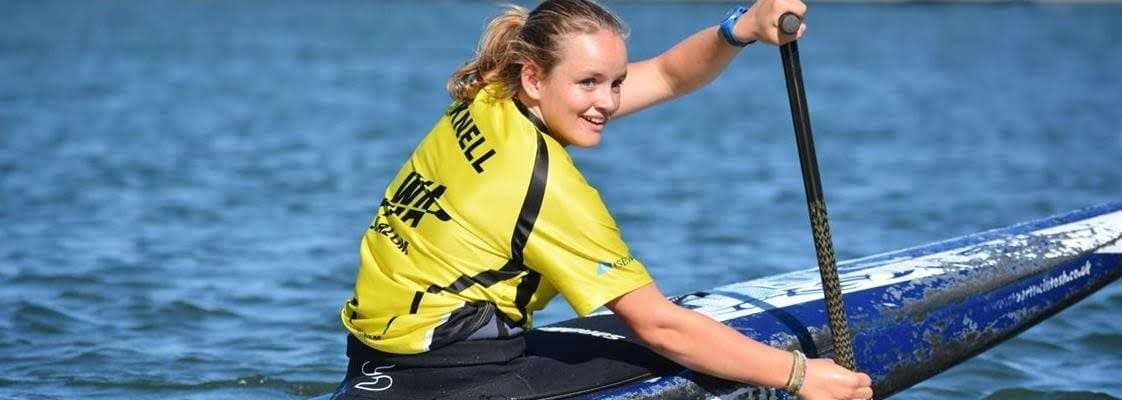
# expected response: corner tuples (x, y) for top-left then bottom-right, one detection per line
(726, 5), (747, 21)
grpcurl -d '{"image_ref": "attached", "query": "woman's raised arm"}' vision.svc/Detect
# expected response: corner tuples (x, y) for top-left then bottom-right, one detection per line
(615, 0), (807, 118)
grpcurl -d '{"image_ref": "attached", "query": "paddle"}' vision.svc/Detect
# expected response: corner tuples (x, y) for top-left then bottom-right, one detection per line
(777, 13), (859, 373)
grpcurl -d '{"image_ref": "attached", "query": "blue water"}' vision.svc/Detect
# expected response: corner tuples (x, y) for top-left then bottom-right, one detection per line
(2, 1), (1120, 399)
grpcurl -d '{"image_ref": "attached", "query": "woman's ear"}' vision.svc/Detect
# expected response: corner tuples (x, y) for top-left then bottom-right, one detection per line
(521, 63), (544, 101)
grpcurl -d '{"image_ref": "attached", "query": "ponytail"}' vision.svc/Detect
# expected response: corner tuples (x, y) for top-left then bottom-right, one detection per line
(447, 0), (628, 103)
(447, 5), (529, 102)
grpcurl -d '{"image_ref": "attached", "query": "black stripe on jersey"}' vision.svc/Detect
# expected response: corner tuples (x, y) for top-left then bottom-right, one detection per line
(512, 270), (541, 326)
(508, 131), (549, 324)
(510, 132), (548, 260)
(381, 316), (397, 337)
(409, 291), (424, 314)
(424, 264), (523, 294)
(424, 130), (549, 292)
(513, 98), (550, 136)
(427, 107), (549, 327)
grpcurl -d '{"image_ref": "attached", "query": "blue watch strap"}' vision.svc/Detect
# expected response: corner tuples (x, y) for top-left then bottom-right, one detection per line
(719, 5), (755, 47)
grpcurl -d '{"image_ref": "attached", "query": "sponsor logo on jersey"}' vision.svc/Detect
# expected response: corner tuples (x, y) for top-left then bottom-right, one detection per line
(596, 256), (635, 275)
(370, 217), (409, 255)
(381, 170), (452, 228)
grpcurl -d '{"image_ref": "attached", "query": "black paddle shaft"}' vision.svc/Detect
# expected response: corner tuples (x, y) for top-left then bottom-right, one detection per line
(778, 13), (858, 372)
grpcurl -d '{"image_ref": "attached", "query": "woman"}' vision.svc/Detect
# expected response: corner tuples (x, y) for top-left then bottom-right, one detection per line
(334, 1), (874, 399)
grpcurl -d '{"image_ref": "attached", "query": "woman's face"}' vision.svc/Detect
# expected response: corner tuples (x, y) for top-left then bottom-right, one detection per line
(522, 29), (627, 148)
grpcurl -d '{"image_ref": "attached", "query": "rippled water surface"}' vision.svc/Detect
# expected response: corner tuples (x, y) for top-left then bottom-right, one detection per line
(2, 1), (1121, 399)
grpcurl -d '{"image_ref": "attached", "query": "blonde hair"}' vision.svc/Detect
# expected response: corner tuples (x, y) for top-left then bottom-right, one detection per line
(446, 0), (629, 102)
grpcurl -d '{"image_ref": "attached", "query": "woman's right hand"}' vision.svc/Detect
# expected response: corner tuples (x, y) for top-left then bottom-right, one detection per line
(797, 358), (874, 400)
(735, 0), (807, 46)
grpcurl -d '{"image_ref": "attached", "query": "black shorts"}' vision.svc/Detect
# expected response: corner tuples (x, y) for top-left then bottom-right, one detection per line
(331, 334), (535, 400)
(331, 316), (680, 400)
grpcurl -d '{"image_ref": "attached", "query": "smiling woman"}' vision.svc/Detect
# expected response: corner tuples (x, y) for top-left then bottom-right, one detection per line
(520, 28), (627, 147)
(331, 0), (872, 399)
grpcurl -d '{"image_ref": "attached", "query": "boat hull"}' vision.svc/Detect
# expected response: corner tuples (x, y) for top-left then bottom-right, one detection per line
(527, 202), (1122, 399)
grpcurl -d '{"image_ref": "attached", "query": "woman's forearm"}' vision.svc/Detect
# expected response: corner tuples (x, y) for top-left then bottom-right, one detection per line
(609, 284), (872, 399)
(610, 284), (795, 388)
(640, 304), (794, 388)
(652, 26), (743, 99)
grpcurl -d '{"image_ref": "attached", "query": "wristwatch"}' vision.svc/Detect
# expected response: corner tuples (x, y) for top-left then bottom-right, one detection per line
(719, 5), (755, 47)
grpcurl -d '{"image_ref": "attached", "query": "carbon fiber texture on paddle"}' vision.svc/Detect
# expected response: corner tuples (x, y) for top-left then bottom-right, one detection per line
(809, 200), (857, 371)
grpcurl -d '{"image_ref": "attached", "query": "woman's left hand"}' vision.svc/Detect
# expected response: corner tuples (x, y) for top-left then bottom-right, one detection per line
(734, 0), (807, 46)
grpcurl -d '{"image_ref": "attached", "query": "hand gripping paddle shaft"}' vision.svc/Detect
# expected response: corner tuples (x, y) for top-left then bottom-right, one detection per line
(777, 13), (858, 373)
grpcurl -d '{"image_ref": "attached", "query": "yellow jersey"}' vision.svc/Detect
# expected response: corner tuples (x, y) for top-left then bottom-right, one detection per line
(341, 85), (652, 354)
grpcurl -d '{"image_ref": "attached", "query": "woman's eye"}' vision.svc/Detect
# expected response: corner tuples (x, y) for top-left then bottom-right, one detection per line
(579, 79), (596, 88)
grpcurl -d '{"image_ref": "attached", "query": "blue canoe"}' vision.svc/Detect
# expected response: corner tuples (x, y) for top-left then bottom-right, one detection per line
(516, 201), (1122, 399)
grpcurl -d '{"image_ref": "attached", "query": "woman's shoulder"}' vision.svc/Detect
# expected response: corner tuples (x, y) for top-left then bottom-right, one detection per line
(453, 94), (542, 164)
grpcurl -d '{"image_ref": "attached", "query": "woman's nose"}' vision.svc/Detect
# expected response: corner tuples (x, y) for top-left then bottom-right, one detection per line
(595, 86), (619, 114)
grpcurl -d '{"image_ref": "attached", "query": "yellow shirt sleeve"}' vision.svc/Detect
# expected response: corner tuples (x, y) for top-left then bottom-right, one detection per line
(522, 138), (653, 317)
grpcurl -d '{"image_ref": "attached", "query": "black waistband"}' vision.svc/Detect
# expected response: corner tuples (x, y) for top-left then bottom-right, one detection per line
(346, 333), (527, 368)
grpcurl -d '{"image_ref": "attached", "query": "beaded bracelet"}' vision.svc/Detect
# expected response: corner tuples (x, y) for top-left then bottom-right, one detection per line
(785, 350), (807, 395)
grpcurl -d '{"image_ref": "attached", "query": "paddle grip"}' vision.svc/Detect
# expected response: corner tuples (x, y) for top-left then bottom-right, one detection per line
(780, 13), (801, 35)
